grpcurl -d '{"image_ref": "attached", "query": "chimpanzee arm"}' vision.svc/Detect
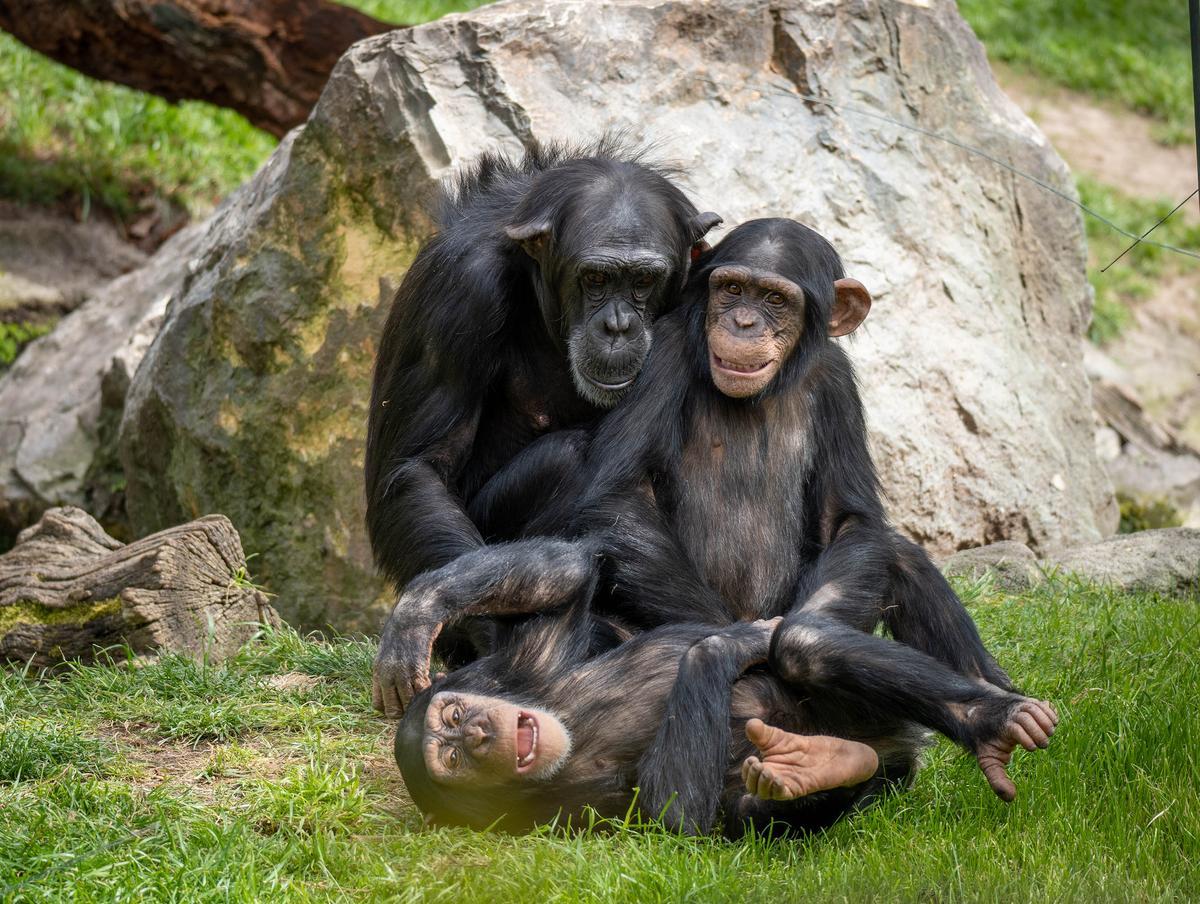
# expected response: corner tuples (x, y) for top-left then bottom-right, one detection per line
(365, 237), (511, 591)
(636, 619), (778, 834)
(373, 538), (602, 715)
(769, 613), (1056, 801)
(467, 430), (594, 541)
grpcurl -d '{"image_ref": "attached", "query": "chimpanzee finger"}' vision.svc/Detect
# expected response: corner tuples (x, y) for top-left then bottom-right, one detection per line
(381, 680), (403, 720)
(1033, 700), (1059, 729)
(980, 756), (1016, 802)
(746, 718), (783, 752)
(742, 756), (763, 796)
(1015, 711), (1049, 748)
(1010, 722), (1038, 752)
(1022, 702), (1056, 737)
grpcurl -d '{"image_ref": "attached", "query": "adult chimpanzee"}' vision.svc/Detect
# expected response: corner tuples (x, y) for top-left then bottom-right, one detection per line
(390, 561), (1057, 834)
(378, 218), (1016, 715)
(367, 139), (721, 708)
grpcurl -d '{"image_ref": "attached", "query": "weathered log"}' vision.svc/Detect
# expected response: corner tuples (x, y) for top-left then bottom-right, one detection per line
(0, 506), (279, 667)
(0, 0), (394, 137)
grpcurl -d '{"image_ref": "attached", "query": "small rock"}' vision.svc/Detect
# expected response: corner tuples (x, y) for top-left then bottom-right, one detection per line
(942, 541), (1044, 591)
(1042, 528), (1200, 595)
(1094, 426), (1122, 462)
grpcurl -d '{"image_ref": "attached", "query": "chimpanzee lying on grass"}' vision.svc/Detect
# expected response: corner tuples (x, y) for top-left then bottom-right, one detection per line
(393, 569), (1055, 835)
(385, 219), (1057, 830)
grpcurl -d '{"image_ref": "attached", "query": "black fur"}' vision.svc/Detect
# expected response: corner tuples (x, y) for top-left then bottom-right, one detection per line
(394, 592), (1033, 836)
(468, 219), (1011, 688)
(390, 219), (1035, 834)
(366, 140), (718, 674)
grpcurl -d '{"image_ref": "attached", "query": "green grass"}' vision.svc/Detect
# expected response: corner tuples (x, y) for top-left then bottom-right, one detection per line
(2, 580), (1198, 902)
(0, 1), (487, 219)
(957, 0), (1195, 144)
(0, 320), (54, 371)
(1080, 177), (1200, 345)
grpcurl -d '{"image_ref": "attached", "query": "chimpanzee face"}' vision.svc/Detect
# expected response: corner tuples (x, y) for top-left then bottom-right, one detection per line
(705, 264), (807, 398)
(558, 234), (675, 408)
(701, 221), (872, 399)
(421, 691), (572, 788)
(506, 166), (721, 408)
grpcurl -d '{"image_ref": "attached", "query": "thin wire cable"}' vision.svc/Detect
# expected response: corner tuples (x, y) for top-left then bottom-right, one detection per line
(705, 78), (1200, 263)
(1102, 189), (1199, 271)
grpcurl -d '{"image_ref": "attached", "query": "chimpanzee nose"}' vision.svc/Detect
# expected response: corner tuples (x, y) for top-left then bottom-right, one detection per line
(603, 305), (634, 338)
(464, 723), (488, 750)
(734, 310), (758, 330)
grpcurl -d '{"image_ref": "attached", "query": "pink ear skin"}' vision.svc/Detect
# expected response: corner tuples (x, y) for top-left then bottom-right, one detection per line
(829, 278), (872, 337)
(505, 220), (552, 259)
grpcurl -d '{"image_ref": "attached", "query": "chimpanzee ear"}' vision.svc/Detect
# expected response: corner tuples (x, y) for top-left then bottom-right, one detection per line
(688, 212), (722, 262)
(690, 211), (723, 241)
(830, 278), (872, 337)
(505, 218), (553, 260)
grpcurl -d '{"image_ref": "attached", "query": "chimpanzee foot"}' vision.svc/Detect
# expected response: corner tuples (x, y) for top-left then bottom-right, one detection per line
(972, 697), (1058, 802)
(741, 718), (880, 801)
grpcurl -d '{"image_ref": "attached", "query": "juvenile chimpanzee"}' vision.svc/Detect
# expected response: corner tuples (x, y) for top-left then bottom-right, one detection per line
(367, 139), (720, 706)
(390, 563), (1057, 834)
(380, 218), (1016, 716)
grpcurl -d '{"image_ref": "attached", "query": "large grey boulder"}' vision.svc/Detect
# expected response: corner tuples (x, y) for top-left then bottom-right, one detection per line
(1042, 528), (1200, 596)
(0, 224), (206, 542)
(118, 0), (1116, 630)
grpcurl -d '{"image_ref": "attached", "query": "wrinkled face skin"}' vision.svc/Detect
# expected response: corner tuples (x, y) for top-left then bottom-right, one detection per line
(508, 173), (720, 409)
(705, 264), (806, 398)
(562, 236), (674, 408)
(422, 691), (572, 788)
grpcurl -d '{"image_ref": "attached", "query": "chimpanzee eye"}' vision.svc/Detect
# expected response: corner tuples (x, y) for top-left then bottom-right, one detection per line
(726, 282), (742, 295)
(634, 274), (655, 290)
(584, 271), (606, 287)
(449, 705), (463, 726)
(445, 747), (461, 769)
(766, 292), (784, 305)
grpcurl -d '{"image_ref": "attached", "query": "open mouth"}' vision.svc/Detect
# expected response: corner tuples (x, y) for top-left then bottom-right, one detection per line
(711, 351), (772, 376)
(516, 711), (539, 772)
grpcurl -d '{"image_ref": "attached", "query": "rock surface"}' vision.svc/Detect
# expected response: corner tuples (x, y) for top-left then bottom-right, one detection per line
(0, 223), (207, 543)
(942, 541), (1043, 591)
(0, 201), (148, 313)
(118, 0), (1116, 629)
(0, 506), (279, 667)
(1042, 528), (1200, 596)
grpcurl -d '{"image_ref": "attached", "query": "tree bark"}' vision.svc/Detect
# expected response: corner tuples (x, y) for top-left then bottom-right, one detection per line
(1, 506), (279, 667)
(0, 0), (395, 137)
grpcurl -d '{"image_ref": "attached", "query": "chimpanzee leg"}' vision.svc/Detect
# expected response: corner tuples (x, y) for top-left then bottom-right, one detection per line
(791, 523), (1012, 690)
(790, 521), (892, 632)
(769, 613), (1057, 801)
(884, 534), (1013, 690)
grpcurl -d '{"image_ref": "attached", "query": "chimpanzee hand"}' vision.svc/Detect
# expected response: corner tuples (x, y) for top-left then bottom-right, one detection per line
(689, 617), (782, 672)
(372, 584), (447, 719)
(970, 695), (1058, 802)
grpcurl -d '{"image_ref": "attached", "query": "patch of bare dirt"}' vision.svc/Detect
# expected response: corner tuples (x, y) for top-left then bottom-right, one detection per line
(0, 201), (148, 320)
(995, 66), (1200, 525)
(97, 722), (296, 803)
(1106, 273), (1200, 448)
(996, 64), (1198, 213)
